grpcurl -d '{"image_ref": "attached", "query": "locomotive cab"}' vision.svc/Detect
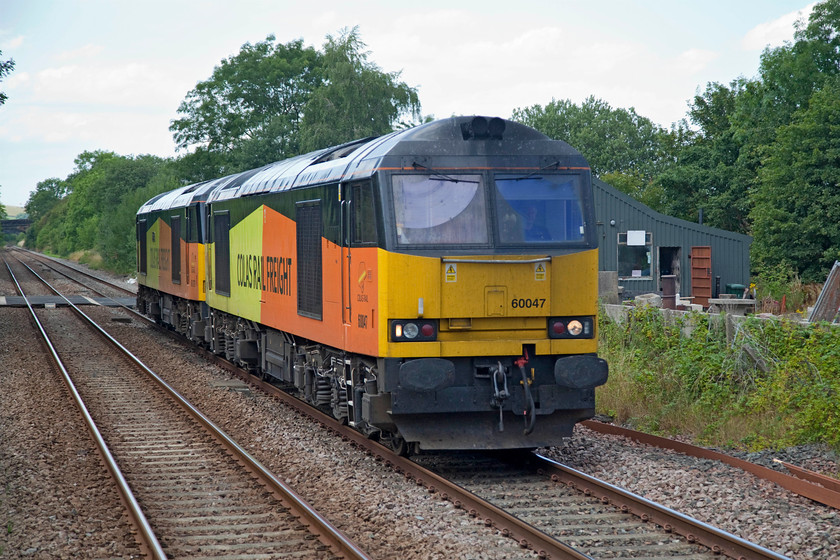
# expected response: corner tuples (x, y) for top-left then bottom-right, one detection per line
(357, 117), (607, 451)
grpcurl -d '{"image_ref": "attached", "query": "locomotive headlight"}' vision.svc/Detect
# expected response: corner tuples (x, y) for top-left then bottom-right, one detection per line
(567, 320), (583, 336)
(403, 322), (419, 339)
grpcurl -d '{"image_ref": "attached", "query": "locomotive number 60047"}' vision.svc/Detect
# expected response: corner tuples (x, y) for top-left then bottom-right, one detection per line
(511, 298), (546, 309)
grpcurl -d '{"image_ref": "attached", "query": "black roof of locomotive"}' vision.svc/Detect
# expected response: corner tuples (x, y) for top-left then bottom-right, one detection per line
(137, 116), (588, 214)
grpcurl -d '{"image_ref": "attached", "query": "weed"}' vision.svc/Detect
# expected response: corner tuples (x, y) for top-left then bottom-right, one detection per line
(597, 304), (840, 452)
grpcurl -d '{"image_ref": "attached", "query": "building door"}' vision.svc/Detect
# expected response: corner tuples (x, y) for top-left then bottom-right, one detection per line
(691, 246), (712, 307)
(658, 247), (681, 292)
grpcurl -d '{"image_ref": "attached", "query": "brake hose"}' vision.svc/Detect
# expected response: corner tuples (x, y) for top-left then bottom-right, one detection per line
(518, 364), (536, 435)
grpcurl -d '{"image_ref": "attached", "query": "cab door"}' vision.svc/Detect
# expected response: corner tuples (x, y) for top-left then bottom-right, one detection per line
(341, 180), (379, 354)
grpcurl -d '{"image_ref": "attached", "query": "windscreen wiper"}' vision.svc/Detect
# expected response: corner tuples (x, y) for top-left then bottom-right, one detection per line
(411, 162), (479, 183)
(503, 160), (560, 181)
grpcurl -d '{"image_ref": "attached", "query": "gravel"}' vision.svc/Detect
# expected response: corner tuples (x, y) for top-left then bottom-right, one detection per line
(543, 428), (840, 559)
(2, 254), (839, 559)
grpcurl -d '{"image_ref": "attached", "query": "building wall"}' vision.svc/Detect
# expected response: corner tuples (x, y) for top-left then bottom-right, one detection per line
(593, 179), (752, 302)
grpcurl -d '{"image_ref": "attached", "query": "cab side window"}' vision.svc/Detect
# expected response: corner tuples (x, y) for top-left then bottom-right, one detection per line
(352, 182), (378, 246)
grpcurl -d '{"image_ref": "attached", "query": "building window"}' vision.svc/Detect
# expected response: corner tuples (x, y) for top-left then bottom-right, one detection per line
(618, 231), (652, 279)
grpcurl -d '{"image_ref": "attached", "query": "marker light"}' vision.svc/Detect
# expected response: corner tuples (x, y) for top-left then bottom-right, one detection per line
(567, 320), (583, 336)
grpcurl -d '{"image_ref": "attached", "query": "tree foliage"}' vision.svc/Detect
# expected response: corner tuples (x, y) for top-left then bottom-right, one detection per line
(298, 27), (421, 151)
(169, 35), (323, 174)
(0, 49), (14, 107)
(169, 29), (421, 174)
(653, 81), (752, 230)
(513, 96), (673, 179)
(752, 77), (840, 282)
(25, 178), (69, 222)
(27, 152), (172, 271)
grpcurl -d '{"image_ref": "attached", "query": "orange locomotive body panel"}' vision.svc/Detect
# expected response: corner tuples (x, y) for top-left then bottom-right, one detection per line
(143, 217), (204, 302)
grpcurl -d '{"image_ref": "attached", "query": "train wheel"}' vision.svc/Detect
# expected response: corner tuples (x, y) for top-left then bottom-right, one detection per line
(385, 433), (411, 457)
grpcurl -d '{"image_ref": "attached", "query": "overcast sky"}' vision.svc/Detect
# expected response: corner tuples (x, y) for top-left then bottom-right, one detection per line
(0, 0), (816, 208)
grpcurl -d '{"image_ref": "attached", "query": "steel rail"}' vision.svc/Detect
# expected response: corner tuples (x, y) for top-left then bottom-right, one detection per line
(3, 258), (167, 560)
(773, 459), (840, 493)
(13, 249), (146, 321)
(534, 454), (790, 560)
(13, 255), (371, 560)
(14, 247), (135, 295)
(582, 419), (840, 510)
(217, 364), (594, 560)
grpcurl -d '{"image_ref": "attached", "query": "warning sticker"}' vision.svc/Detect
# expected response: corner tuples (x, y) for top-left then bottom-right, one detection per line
(445, 263), (458, 283)
(535, 262), (546, 281)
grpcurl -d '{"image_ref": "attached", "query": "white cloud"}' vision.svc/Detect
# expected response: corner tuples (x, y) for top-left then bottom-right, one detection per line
(26, 61), (190, 110)
(56, 43), (104, 61)
(6, 71), (30, 89)
(673, 49), (720, 75)
(1, 35), (24, 50)
(741, 2), (817, 50)
(0, 104), (175, 155)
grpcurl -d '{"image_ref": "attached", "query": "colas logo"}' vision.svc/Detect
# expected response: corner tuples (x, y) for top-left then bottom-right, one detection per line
(356, 262), (372, 302)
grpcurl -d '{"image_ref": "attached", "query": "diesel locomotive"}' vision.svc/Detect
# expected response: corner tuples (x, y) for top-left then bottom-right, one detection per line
(136, 116), (608, 454)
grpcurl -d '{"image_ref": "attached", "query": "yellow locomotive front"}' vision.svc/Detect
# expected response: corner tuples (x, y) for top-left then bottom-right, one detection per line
(360, 117), (608, 452)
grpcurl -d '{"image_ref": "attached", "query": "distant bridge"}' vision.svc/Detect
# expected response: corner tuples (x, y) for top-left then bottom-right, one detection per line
(1, 219), (32, 234)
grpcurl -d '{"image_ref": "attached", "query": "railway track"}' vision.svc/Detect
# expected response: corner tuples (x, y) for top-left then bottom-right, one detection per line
(216, 359), (792, 560)
(2, 250), (820, 558)
(14, 246), (137, 298)
(4, 255), (369, 560)
(416, 451), (793, 559)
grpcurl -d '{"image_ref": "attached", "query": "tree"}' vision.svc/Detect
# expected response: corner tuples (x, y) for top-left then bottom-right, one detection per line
(751, 77), (840, 283)
(726, 0), (840, 203)
(653, 81), (753, 232)
(26, 178), (70, 222)
(170, 35), (323, 173)
(28, 151), (168, 259)
(0, 49), (14, 107)
(0, 187), (7, 221)
(298, 27), (421, 151)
